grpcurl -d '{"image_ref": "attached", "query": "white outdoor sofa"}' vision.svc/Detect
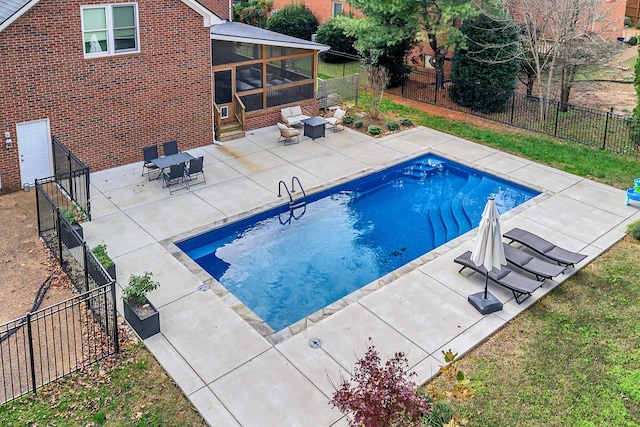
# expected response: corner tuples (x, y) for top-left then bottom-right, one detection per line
(280, 106), (310, 127)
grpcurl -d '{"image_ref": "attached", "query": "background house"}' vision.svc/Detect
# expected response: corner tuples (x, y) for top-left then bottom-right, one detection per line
(271, 0), (357, 23)
(0, 0), (326, 192)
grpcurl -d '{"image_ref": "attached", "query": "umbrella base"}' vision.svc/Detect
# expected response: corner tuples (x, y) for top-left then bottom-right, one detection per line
(468, 292), (503, 315)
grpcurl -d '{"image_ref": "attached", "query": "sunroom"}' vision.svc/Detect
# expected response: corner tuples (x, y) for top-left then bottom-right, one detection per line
(210, 22), (329, 140)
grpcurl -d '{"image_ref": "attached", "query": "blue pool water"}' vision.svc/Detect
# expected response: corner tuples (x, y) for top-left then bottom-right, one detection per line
(177, 154), (539, 332)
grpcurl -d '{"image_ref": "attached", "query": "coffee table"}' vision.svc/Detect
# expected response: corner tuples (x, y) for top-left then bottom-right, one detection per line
(301, 117), (327, 140)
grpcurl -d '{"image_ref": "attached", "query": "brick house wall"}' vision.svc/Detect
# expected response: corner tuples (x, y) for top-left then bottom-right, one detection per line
(0, 0), (215, 191)
(198, 0), (231, 20)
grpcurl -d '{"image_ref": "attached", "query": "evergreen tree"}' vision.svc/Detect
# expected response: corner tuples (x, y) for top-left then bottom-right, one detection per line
(316, 18), (358, 63)
(449, 13), (520, 113)
(266, 4), (318, 41)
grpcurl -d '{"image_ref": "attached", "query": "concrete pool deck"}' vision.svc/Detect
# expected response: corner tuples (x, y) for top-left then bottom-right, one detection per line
(84, 125), (640, 426)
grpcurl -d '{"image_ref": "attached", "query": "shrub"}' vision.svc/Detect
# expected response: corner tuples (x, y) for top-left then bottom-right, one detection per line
(368, 125), (382, 135)
(343, 115), (355, 125)
(123, 272), (159, 305)
(61, 202), (88, 225)
(625, 16), (633, 27)
(266, 4), (318, 41)
(91, 244), (114, 269)
(316, 18), (358, 63)
(629, 36), (638, 46)
(354, 120), (363, 128)
(628, 220), (640, 240)
(399, 117), (412, 126)
(330, 342), (431, 427)
(385, 120), (400, 131)
(233, 0), (273, 28)
(449, 12), (520, 113)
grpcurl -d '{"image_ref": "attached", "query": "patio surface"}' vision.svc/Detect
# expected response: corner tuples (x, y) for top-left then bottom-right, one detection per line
(84, 125), (640, 426)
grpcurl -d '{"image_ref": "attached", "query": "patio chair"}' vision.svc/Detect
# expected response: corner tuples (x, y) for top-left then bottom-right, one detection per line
(454, 251), (544, 304)
(162, 140), (179, 156)
(325, 108), (346, 132)
(142, 145), (160, 180)
(185, 156), (205, 186)
(162, 162), (188, 194)
(277, 122), (301, 145)
(503, 228), (587, 267)
(503, 243), (566, 281)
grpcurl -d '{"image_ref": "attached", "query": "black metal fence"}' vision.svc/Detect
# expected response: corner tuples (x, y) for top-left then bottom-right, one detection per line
(0, 178), (118, 404)
(1, 283), (118, 404)
(318, 50), (364, 79)
(388, 70), (640, 158)
(52, 136), (91, 220)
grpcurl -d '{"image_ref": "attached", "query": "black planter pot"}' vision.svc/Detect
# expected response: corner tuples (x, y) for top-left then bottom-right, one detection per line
(123, 299), (160, 340)
(88, 260), (117, 285)
(60, 223), (83, 249)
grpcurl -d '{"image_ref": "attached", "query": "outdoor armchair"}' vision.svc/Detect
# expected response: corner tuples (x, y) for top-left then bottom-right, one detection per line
(185, 156), (205, 186)
(277, 122), (301, 145)
(162, 140), (179, 156)
(325, 108), (346, 132)
(142, 145), (160, 180)
(162, 162), (188, 194)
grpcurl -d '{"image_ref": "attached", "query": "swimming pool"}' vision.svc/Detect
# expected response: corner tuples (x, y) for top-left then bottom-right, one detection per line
(177, 154), (539, 332)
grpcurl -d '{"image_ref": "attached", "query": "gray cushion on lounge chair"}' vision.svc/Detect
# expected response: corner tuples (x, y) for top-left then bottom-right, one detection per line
(454, 251), (544, 304)
(503, 228), (587, 267)
(503, 243), (566, 280)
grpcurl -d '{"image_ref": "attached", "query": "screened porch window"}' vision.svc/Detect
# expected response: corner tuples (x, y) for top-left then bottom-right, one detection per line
(82, 4), (139, 57)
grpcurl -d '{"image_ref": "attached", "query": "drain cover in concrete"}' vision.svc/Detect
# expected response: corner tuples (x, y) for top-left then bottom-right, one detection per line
(309, 338), (322, 349)
(197, 284), (209, 292)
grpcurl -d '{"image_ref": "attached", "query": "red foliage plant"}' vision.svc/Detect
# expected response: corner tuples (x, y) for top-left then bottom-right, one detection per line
(330, 341), (432, 427)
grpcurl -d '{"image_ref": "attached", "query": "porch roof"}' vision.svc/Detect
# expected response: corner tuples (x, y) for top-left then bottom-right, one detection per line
(211, 21), (329, 52)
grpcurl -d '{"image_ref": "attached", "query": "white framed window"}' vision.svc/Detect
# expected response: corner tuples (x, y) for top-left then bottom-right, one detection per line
(81, 4), (139, 57)
(332, 2), (343, 17)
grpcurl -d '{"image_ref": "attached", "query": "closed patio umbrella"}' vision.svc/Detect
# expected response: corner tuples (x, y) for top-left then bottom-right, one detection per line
(468, 197), (506, 314)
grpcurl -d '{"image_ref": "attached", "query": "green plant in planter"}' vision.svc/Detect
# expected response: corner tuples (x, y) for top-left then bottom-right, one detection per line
(91, 244), (114, 269)
(123, 272), (159, 305)
(61, 202), (88, 225)
(343, 115), (355, 125)
(399, 117), (412, 126)
(368, 125), (382, 135)
(354, 120), (364, 128)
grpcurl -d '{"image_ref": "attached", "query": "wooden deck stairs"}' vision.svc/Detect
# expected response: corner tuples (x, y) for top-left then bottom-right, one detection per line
(219, 122), (245, 143)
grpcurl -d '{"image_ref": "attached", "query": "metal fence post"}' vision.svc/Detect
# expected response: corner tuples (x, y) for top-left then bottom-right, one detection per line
(554, 101), (561, 137)
(111, 282), (119, 354)
(602, 108), (612, 149)
(510, 95), (516, 125)
(26, 312), (37, 395)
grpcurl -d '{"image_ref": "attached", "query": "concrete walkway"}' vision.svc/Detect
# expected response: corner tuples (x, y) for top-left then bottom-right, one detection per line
(83, 125), (640, 426)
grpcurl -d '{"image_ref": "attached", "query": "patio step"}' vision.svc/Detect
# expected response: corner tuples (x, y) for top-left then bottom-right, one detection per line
(218, 128), (245, 142)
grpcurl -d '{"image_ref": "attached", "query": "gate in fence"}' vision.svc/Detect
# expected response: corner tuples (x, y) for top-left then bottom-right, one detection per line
(318, 74), (361, 109)
(52, 136), (91, 220)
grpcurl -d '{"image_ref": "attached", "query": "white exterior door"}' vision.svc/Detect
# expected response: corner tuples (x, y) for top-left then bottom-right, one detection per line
(17, 119), (52, 186)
